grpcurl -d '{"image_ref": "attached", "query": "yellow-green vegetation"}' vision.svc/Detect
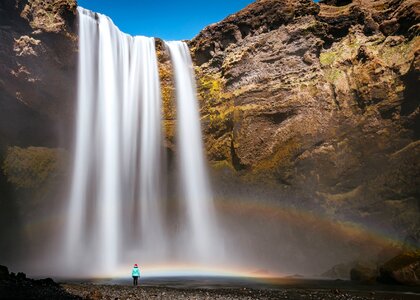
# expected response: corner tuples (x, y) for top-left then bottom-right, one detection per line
(208, 104), (234, 131)
(254, 138), (302, 173)
(158, 62), (176, 120)
(324, 68), (346, 83)
(210, 158), (235, 171)
(197, 72), (236, 135)
(321, 33), (419, 72)
(320, 52), (337, 66)
(319, 33), (419, 109)
(197, 73), (224, 106)
(319, 32), (366, 67)
(379, 36), (420, 73)
(2, 146), (67, 189)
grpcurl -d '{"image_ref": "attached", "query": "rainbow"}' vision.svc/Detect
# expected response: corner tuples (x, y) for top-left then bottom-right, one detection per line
(215, 197), (404, 250)
(107, 263), (282, 279)
(23, 195), (408, 278)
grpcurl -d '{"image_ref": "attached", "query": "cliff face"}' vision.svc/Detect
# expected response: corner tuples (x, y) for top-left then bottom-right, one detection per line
(0, 0), (77, 151)
(0, 0), (418, 256)
(189, 0), (420, 244)
(0, 0), (77, 261)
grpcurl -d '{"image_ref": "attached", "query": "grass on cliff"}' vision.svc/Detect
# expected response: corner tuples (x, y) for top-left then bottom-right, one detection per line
(2, 146), (67, 189)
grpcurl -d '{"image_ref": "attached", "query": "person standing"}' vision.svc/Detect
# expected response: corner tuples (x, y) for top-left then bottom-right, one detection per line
(132, 264), (140, 286)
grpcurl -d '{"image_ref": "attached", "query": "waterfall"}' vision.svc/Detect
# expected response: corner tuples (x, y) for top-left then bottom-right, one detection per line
(166, 41), (219, 262)
(65, 8), (220, 275)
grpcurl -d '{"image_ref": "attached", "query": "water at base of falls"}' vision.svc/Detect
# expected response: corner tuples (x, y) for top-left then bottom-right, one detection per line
(65, 7), (221, 276)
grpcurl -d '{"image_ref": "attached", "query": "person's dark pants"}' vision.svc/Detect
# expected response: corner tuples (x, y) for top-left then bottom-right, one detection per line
(133, 276), (138, 286)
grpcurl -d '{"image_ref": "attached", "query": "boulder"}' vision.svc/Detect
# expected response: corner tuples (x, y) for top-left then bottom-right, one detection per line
(350, 264), (378, 284)
(379, 251), (420, 286)
(0, 265), (9, 280)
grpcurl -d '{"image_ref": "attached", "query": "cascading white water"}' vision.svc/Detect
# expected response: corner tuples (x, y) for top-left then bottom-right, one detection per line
(166, 41), (219, 262)
(66, 8), (220, 275)
(137, 36), (166, 256)
(65, 8), (97, 270)
(66, 8), (166, 274)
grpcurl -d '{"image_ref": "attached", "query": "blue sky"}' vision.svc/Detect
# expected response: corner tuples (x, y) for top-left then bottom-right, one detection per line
(78, 0), (257, 40)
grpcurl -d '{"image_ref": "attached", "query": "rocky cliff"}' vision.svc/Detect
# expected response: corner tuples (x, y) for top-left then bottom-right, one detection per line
(187, 0), (420, 245)
(0, 0), (419, 264)
(0, 0), (77, 262)
(0, 0), (77, 152)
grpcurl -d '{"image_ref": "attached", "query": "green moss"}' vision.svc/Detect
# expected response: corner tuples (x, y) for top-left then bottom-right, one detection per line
(210, 160), (234, 171)
(320, 52), (337, 66)
(254, 138), (301, 172)
(379, 38), (419, 69)
(325, 68), (345, 83)
(198, 73), (224, 106)
(2, 146), (67, 189)
(159, 63), (176, 120)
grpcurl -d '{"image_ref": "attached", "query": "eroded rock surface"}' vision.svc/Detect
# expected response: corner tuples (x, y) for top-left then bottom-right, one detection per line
(0, 0), (77, 264)
(0, 0), (77, 152)
(379, 251), (420, 285)
(188, 0), (420, 245)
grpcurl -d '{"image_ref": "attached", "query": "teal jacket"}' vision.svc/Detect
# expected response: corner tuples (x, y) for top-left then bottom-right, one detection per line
(132, 267), (140, 277)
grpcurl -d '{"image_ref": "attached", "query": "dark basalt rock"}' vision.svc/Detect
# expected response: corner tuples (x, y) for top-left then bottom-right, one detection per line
(0, 265), (81, 299)
(378, 251), (420, 286)
(0, 265), (9, 280)
(350, 265), (379, 284)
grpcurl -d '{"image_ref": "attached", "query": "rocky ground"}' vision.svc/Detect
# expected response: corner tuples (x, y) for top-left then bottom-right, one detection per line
(1, 264), (420, 300)
(0, 265), (80, 299)
(62, 283), (419, 300)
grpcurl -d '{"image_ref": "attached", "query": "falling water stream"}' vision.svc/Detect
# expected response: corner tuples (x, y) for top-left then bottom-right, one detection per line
(166, 42), (218, 262)
(65, 8), (219, 275)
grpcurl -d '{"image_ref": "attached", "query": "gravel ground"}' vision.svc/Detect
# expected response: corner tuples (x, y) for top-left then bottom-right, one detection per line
(62, 283), (420, 300)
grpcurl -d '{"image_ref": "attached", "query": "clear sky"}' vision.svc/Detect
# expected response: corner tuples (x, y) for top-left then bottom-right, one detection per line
(77, 0), (257, 40)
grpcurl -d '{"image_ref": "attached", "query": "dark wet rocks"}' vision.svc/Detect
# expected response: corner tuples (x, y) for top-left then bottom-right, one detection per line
(350, 265), (379, 284)
(321, 261), (379, 283)
(321, 251), (420, 286)
(378, 250), (420, 286)
(0, 265), (81, 299)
